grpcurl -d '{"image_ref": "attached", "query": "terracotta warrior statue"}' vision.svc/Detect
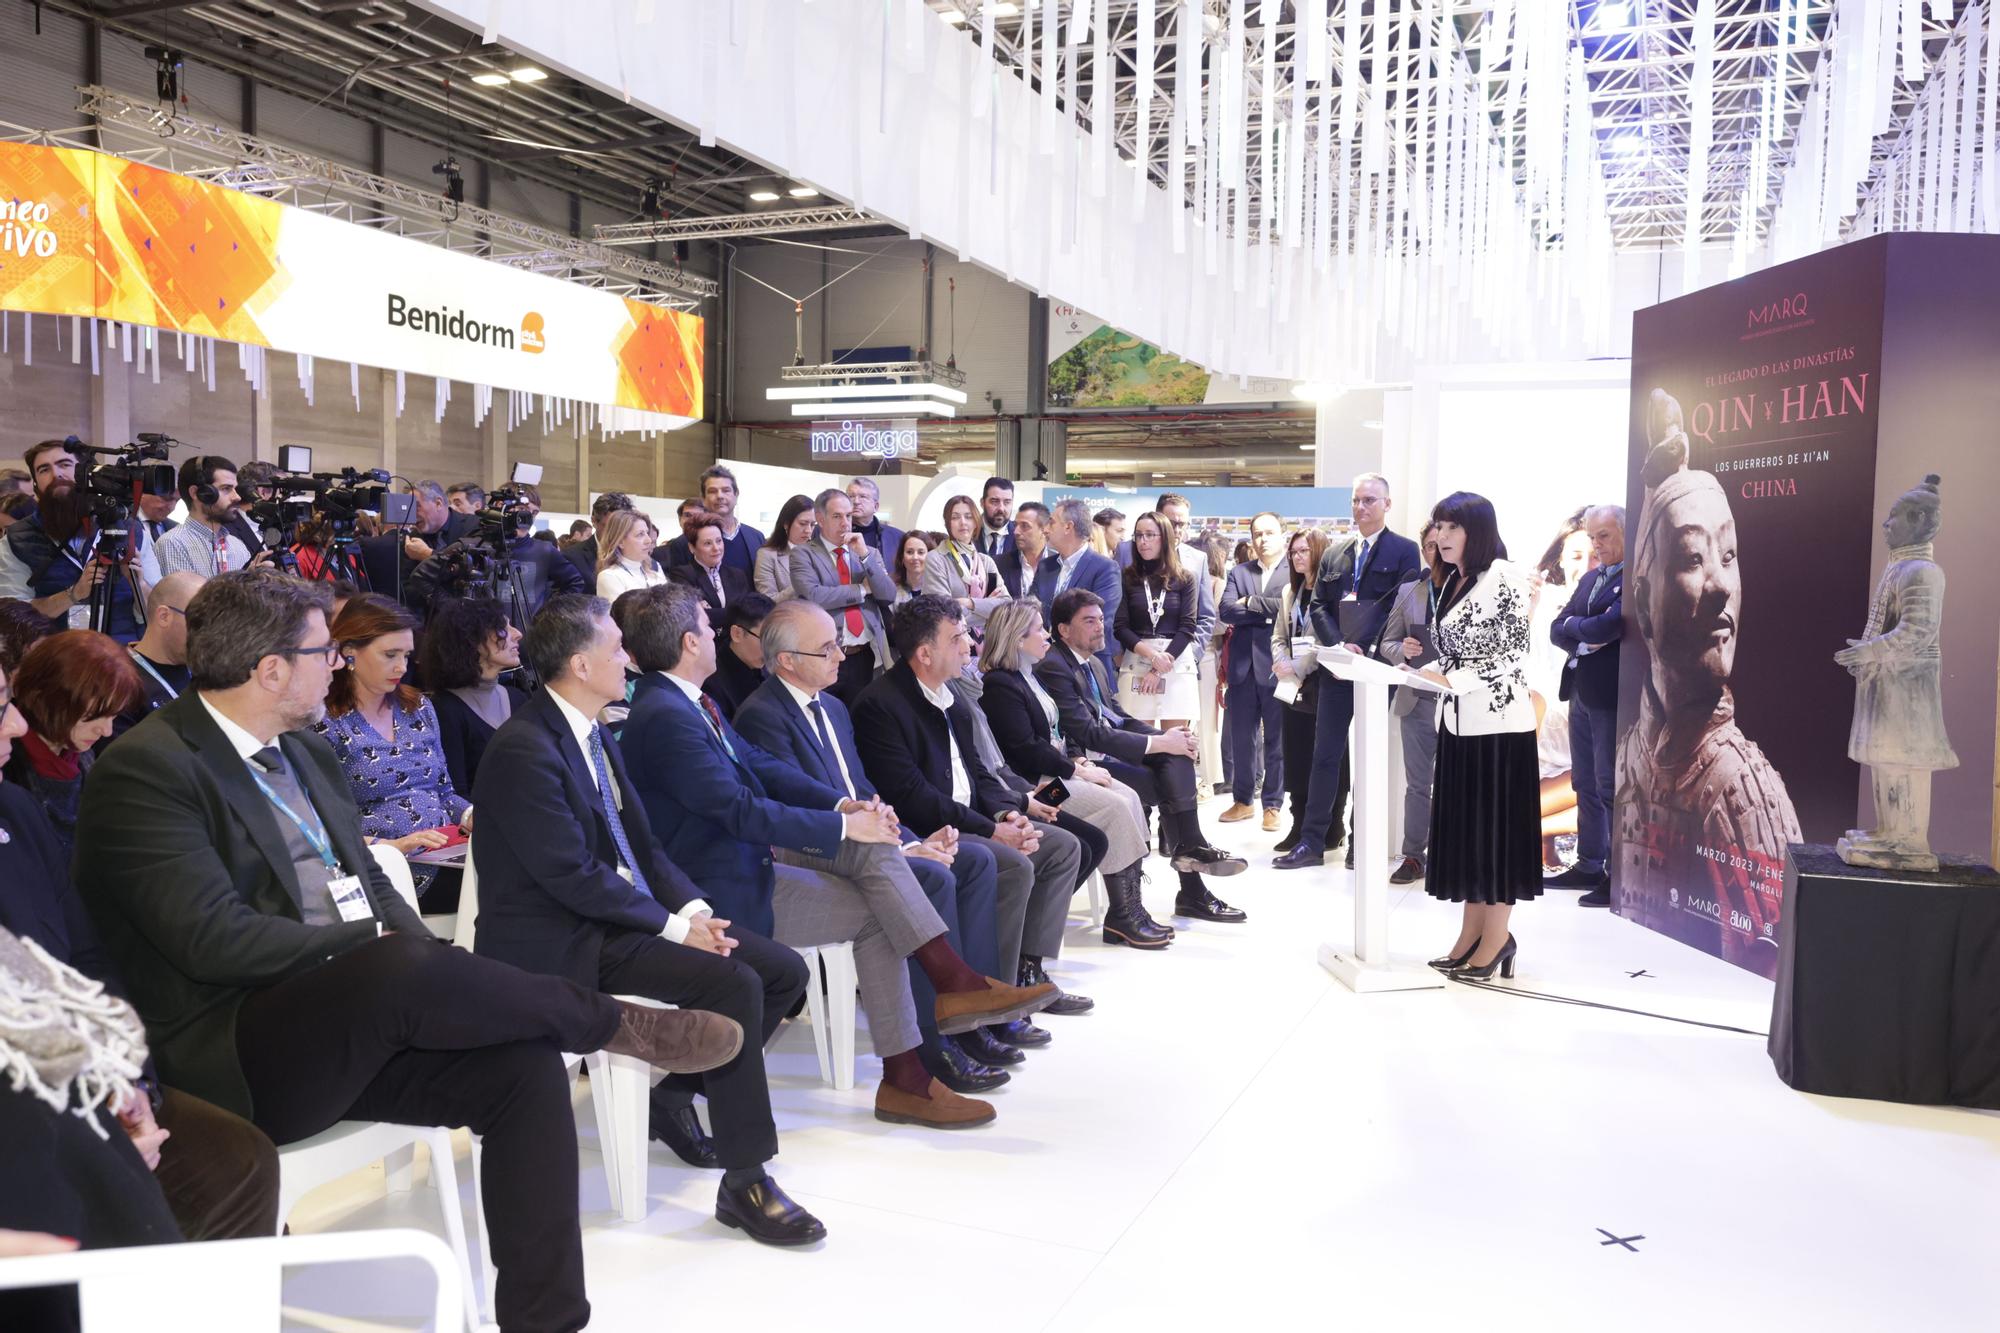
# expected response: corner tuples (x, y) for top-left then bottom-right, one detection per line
(1834, 475), (1958, 872)
(1615, 431), (1802, 970)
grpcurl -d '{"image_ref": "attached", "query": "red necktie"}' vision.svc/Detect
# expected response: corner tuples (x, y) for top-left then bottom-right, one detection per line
(833, 549), (864, 638)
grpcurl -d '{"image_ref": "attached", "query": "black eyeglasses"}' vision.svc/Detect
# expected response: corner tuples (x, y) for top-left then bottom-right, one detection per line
(271, 641), (341, 665)
(784, 641), (843, 660)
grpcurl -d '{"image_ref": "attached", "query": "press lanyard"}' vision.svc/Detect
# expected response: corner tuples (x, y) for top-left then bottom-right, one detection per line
(129, 649), (180, 700)
(1144, 577), (1167, 630)
(946, 540), (979, 583)
(247, 766), (343, 873)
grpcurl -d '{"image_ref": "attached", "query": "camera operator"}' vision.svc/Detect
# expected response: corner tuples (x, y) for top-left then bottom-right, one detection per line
(446, 483), (485, 515)
(154, 457), (265, 582)
(0, 440), (142, 640)
(287, 513), (367, 586)
(115, 571), (205, 737)
(357, 480), (476, 609)
(405, 482), (581, 620)
(230, 461), (281, 558)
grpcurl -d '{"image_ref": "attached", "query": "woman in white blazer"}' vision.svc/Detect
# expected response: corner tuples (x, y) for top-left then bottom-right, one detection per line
(923, 494), (1008, 628)
(595, 509), (667, 600)
(1398, 492), (1542, 981)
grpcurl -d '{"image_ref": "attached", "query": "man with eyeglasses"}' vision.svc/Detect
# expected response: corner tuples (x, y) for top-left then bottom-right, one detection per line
(75, 567), (745, 1333)
(113, 570), (206, 738)
(702, 593), (774, 721)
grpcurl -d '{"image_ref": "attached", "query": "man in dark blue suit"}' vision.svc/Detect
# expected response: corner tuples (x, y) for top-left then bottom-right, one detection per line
(1036, 498), (1121, 672)
(618, 584), (1052, 1128)
(1217, 510), (1291, 828)
(470, 593), (821, 1246)
(1276, 473), (1424, 870)
(974, 476), (1016, 559)
(1547, 505), (1625, 906)
(735, 598), (1026, 1093)
(994, 501), (1054, 599)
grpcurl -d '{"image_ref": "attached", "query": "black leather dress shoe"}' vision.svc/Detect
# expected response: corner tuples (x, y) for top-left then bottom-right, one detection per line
(1272, 845), (1324, 870)
(1174, 887), (1248, 923)
(1170, 843), (1248, 876)
(988, 1018), (1052, 1048)
(715, 1175), (827, 1246)
(649, 1101), (719, 1169)
(1390, 856), (1426, 885)
(1544, 864), (1609, 889)
(1019, 957), (1095, 1014)
(921, 1035), (1011, 1093)
(954, 1027), (1025, 1066)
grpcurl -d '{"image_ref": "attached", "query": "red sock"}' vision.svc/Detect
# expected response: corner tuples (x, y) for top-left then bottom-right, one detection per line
(912, 935), (986, 995)
(881, 1049), (932, 1097)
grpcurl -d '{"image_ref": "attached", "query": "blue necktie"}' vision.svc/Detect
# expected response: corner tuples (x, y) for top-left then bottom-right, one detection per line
(587, 724), (653, 899)
(1082, 659), (1111, 723)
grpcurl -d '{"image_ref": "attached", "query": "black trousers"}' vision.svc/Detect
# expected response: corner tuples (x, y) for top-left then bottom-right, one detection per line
(1301, 679), (1355, 853)
(1281, 703), (1316, 817)
(1102, 749), (1201, 815)
(827, 646), (875, 708)
(596, 926), (809, 1172)
(235, 933), (621, 1333)
(1226, 677), (1286, 809)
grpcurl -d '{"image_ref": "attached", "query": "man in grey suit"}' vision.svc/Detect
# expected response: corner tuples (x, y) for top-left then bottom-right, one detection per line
(1378, 521), (1442, 885)
(1218, 511), (1291, 829)
(789, 487), (896, 707)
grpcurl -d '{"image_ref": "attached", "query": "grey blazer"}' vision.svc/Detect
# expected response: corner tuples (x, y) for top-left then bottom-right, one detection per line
(921, 545), (1008, 626)
(790, 537), (896, 668)
(1379, 575), (1444, 717)
(753, 545), (797, 601)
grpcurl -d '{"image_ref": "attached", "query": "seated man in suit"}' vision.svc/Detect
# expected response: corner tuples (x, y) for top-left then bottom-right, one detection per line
(671, 513), (752, 617)
(1278, 471), (1424, 870)
(701, 592), (773, 721)
(620, 584), (1051, 1126)
(788, 486), (895, 706)
(737, 599), (1029, 1092)
(471, 592), (823, 1245)
(853, 595), (1088, 1067)
(75, 570), (739, 1333)
(1037, 588), (1250, 923)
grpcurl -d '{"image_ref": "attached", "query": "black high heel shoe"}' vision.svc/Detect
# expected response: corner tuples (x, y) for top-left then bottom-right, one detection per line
(1428, 940), (1480, 971)
(1453, 934), (1517, 980)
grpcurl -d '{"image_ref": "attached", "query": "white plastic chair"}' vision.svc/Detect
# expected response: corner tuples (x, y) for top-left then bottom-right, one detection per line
(792, 941), (859, 1090)
(0, 1228), (462, 1333)
(1084, 870), (1108, 927)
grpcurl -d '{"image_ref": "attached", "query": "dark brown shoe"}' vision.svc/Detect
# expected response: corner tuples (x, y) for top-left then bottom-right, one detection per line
(934, 976), (1057, 1035)
(1390, 856), (1426, 885)
(601, 1001), (743, 1075)
(874, 1078), (996, 1129)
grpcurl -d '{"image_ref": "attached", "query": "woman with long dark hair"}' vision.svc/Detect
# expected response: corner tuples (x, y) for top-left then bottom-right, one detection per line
(1398, 492), (1541, 979)
(755, 494), (816, 602)
(890, 529), (931, 603)
(421, 596), (525, 795)
(1270, 527), (1330, 853)
(1115, 511), (1200, 731)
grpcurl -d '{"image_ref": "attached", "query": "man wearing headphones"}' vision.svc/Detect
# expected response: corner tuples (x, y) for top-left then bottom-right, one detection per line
(154, 457), (268, 581)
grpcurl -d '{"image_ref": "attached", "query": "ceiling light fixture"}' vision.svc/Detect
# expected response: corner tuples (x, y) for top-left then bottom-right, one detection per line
(1290, 382), (1345, 402)
(1592, 2), (1633, 31)
(509, 67), (548, 82)
(991, 2), (1021, 15)
(788, 400), (957, 418)
(1610, 131), (1648, 155)
(939, 5), (968, 23)
(471, 72), (510, 87)
(788, 186), (820, 198)
(767, 382), (969, 405)
(748, 189), (781, 202)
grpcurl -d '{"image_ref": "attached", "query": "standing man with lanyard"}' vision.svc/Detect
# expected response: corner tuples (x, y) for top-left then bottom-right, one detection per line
(0, 438), (142, 640)
(1276, 472), (1422, 871)
(115, 572), (206, 737)
(154, 457), (261, 581)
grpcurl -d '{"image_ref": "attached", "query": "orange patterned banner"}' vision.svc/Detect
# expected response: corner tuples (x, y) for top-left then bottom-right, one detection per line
(0, 141), (702, 420)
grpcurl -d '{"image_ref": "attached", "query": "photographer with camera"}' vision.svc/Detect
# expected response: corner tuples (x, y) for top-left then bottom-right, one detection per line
(154, 457), (266, 582)
(357, 480), (476, 609)
(405, 480), (580, 622)
(0, 440), (143, 640)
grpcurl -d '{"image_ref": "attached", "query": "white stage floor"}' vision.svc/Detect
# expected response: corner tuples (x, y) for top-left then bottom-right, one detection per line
(281, 802), (1999, 1332)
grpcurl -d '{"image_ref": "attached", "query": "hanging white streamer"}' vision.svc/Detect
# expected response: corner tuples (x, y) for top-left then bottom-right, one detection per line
(1685, 0), (1716, 289)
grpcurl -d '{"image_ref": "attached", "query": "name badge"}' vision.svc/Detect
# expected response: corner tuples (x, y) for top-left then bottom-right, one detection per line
(327, 874), (374, 924)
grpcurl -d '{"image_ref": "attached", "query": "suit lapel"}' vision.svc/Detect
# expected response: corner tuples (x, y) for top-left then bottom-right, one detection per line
(788, 693), (841, 789)
(171, 698), (305, 914)
(531, 689), (610, 836)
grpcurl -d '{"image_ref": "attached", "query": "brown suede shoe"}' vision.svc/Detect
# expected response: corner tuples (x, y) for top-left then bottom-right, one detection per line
(1218, 802), (1256, 823)
(601, 1002), (744, 1075)
(934, 976), (1057, 1035)
(874, 1078), (996, 1129)
(1261, 808), (1280, 832)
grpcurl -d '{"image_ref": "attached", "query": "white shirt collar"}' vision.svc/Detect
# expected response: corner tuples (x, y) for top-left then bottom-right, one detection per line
(917, 675), (956, 712)
(778, 676), (820, 712)
(196, 692), (272, 763)
(547, 685), (599, 750)
(660, 670), (706, 705)
(818, 535), (848, 557)
(1065, 643), (1093, 668)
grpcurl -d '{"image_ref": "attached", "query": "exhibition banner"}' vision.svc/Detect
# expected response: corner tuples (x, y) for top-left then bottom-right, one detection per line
(1616, 247), (1886, 977)
(1046, 303), (1293, 409)
(0, 141), (702, 418)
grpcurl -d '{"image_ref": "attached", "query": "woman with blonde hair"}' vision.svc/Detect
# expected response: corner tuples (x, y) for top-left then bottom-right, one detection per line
(922, 494), (1008, 628)
(595, 509), (666, 599)
(976, 599), (1175, 952)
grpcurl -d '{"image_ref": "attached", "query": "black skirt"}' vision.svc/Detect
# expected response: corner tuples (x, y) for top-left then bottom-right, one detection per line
(1424, 726), (1544, 905)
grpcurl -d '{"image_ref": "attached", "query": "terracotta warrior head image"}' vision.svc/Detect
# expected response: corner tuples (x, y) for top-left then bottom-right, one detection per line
(1614, 426), (1802, 972)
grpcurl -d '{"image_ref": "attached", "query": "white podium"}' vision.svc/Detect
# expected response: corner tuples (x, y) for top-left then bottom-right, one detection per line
(1312, 648), (1457, 993)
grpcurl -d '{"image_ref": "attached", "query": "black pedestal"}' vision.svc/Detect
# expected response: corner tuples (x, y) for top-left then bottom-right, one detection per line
(1769, 844), (2000, 1108)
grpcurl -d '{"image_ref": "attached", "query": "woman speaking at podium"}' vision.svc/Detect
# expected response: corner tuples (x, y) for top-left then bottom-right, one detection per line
(1398, 492), (1541, 980)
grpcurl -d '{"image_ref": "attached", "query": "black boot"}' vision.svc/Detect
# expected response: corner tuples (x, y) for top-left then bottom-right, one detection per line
(1019, 955), (1094, 1015)
(1174, 872), (1248, 923)
(1102, 865), (1174, 949)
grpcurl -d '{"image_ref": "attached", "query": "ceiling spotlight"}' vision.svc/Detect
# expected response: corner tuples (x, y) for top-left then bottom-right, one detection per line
(749, 189), (781, 203)
(471, 71), (511, 87)
(510, 67), (548, 82)
(788, 186), (820, 198)
(1591, 2), (1633, 31)
(991, 2), (1021, 15)
(1609, 131), (1648, 155)
(1297, 443), (1315, 451)
(432, 155), (465, 206)
(939, 5), (968, 23)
